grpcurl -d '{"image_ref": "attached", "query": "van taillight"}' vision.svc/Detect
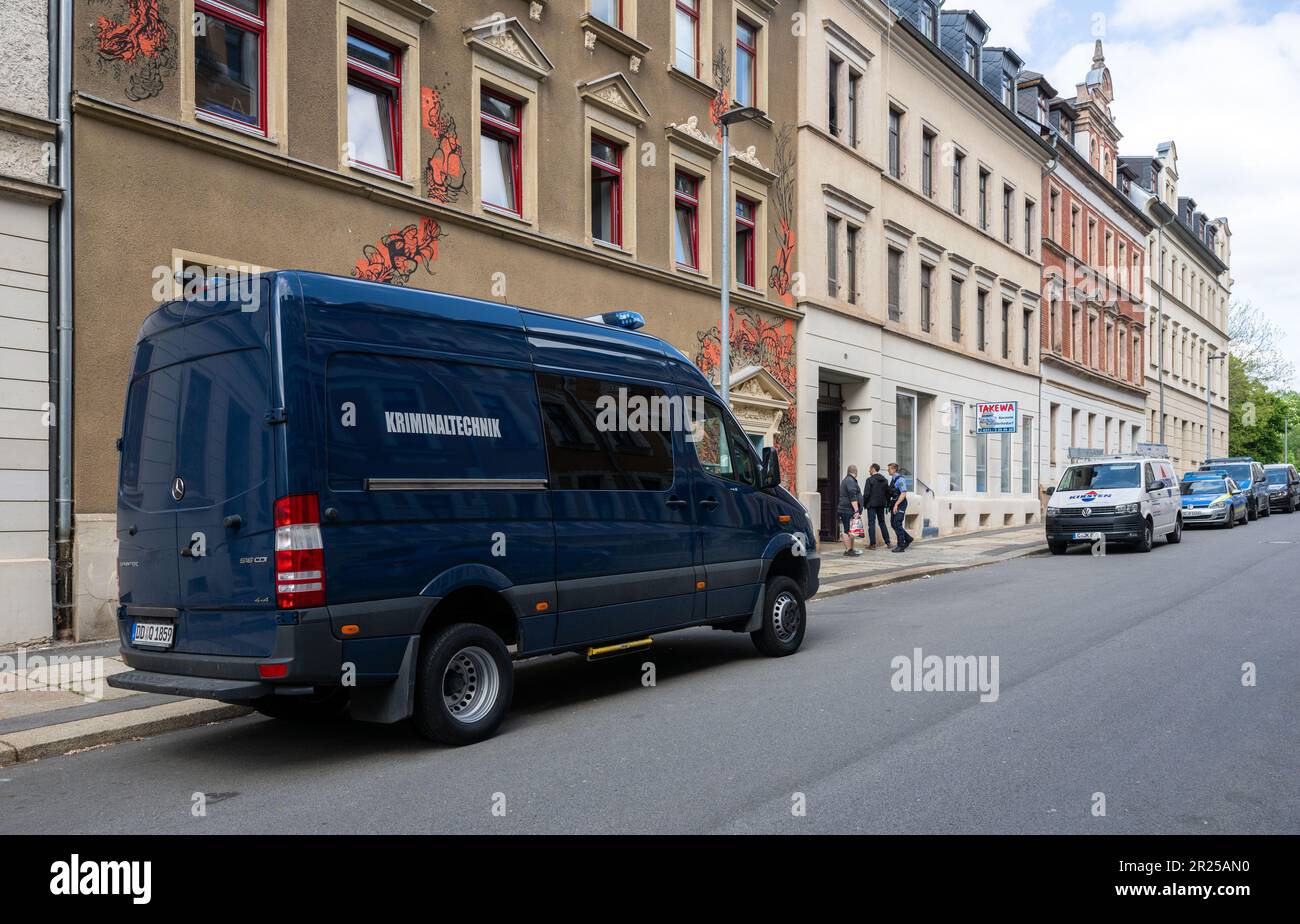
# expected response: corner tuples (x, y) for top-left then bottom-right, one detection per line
(274, 493), (325, 609)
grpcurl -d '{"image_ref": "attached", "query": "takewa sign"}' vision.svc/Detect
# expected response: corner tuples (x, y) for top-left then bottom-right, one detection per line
(976, 402), (1018, 434)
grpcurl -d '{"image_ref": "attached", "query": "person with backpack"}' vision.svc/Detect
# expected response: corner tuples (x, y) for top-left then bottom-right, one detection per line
(887, 462), (914, 553)
(863, 463), (892, 549)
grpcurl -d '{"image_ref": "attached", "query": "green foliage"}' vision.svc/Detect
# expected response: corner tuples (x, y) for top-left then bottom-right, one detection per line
(1229, 354), (1300, 465)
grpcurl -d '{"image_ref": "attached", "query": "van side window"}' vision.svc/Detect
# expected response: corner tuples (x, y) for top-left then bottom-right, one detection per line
(536, 373), (674, 491)
(695, 400), (757, 486)
(1144, 463), (1156, 490)
(326, 353), (548, 489)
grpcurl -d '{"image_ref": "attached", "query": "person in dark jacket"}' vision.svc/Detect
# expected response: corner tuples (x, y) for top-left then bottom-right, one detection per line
(888, 462), (914, 552)
(863, 463), (892, 548)
(837, 465), (863, 556)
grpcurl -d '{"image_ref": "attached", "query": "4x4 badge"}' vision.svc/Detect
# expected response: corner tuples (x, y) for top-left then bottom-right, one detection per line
(171, 476), (185, 501)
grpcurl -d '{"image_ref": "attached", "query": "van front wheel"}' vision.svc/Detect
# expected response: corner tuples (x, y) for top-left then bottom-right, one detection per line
(751, 576), (806, 658)
(413, 623), (513, 746)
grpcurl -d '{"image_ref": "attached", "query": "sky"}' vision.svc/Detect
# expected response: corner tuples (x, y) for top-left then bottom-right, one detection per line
(966, 0), (1300, 387)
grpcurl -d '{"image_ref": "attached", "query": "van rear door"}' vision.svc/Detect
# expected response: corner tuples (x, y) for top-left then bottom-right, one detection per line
(171, 291), (280, 656)
(118, 281), (280, 657)
(118, 344), (185, 611)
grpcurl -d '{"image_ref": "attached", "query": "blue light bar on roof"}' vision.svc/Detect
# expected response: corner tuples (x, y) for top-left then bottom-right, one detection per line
(586, 310), (645, 331)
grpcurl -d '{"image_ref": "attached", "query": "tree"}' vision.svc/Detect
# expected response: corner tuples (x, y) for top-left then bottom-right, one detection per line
(1228, 300), (1295, 386)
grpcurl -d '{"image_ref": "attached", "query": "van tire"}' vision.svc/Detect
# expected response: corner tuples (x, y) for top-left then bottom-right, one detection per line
(751, 576), (806, 658)
(1048, 541), (1068, 555)
(1135, 519), (1153, 553)
(1166, 515), (1183, 544)
(251, 687), (350, 722)
(412, 623), (513, 746)
(1247, 500), (1258, 521)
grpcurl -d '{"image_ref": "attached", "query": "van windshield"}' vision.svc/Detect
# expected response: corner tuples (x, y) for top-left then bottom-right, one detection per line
(1266, 469), (1289, 484)
(1057, 463), (1141, 491)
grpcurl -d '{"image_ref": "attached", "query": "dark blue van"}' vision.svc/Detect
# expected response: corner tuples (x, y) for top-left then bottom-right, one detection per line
(107, 272), (819, 744)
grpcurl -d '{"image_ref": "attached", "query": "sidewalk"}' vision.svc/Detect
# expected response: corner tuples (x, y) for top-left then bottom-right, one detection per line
(0, 639), (247, 767)
(0, 524), (1046, 766)
(815, 523), (1046, 598)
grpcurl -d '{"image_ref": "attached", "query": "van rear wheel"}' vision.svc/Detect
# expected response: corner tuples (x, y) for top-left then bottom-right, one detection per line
(751, 576), (806, 657)
(413, 623), (513, 746)
(1166, 516), (1183, 544)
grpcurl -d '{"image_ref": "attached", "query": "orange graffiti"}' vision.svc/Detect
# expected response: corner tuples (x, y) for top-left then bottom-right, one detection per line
(708, 88), (730, 142)
(696, 308), (798, 491)
(769, 217), (796, 307)
(421, 86), (465, 203)
(353, 217), (444, 286)
(94, 0), (169, 63)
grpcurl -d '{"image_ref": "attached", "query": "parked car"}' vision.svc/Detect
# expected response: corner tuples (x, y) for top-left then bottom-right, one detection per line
(1199, 458), (1270, 520)
(1044, 456), (1183, 554)
(1179, 472), (1248, 528)
(107, 272), (819, 745)
(1263, 463), (1300, 514)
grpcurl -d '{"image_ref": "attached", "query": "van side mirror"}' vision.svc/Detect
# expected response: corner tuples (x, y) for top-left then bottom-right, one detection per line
(759, 446), (781, 489)
(1045, 486), (1055, 496)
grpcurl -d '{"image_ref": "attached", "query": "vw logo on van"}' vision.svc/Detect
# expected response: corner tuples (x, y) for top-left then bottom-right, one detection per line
(171, 476), (186, 501)
(1081, 507), (1092, 517)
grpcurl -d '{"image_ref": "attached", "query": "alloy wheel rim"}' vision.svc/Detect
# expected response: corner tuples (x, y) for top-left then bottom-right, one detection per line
(442, 646), (500, 724)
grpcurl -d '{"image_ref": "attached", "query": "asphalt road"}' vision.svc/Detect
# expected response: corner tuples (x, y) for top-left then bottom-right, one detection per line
(3, 511), (1297, 835)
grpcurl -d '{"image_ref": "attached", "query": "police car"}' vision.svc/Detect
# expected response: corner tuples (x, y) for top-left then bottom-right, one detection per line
(1179, 471), (1248, 528)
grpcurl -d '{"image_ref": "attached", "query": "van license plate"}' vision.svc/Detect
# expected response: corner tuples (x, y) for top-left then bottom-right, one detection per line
(1072, 531), (1103, 541)
(132, 621), (175, 649)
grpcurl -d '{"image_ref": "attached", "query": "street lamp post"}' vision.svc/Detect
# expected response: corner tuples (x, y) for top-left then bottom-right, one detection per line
(718, 106), (766, 405)
(1207, 351), (1227, 461)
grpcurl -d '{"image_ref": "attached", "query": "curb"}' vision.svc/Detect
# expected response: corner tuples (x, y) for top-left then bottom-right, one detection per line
(815, 543), (1046, 600)
(0, 699), (251, 767)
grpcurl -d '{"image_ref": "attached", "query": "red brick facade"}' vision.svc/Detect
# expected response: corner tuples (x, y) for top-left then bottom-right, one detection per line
(1039, 173), (1146, 389)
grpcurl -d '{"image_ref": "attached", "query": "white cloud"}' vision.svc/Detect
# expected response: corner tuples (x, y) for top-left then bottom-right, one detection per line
(1045, 8), (1300, 386)
(1110, 0), (1243, 32)
(967, 0), (1055, 53)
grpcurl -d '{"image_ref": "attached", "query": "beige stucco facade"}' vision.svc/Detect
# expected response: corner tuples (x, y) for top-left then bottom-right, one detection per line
(1128, 141), (1231, 474)
(795, 0), (1050, 540)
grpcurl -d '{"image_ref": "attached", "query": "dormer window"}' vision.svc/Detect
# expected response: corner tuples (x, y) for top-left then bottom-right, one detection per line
(964, 39), (979, 79)
(1037, 96), (1048, 125)
(1001, 72), (1013, 108)
(920, 1), (938, 42)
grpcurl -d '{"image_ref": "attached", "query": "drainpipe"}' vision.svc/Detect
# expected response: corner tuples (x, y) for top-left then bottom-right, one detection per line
(51, 0), (74, 639)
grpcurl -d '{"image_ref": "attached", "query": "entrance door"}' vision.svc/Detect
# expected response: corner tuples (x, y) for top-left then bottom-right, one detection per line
(817, 409), (841, 541)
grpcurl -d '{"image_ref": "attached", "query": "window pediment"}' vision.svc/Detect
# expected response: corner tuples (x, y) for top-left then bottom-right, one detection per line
(579, 73), (651, 126)
(464, 16), (554, 80)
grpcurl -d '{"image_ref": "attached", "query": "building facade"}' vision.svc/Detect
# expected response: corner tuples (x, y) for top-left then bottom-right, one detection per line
(65, 0), (801, 638)
(1020, 42), (1152, 492)
(1120, 141), (1231, 473)
(796, 0), (1052, 540)
(0, 0), (58, 646)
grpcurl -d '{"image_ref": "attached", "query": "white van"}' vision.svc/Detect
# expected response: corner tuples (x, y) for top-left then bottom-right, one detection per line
(1044, 456), (1183, 554)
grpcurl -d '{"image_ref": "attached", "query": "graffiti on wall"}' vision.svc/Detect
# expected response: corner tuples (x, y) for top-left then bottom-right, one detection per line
(421, 86), (466, 204)
(695, 307), (798, 492)
(708, 45), (731, 142)
(353, 217), (444, 286)
(768, 124), (797, 308)
(84, 0), (176, 101)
